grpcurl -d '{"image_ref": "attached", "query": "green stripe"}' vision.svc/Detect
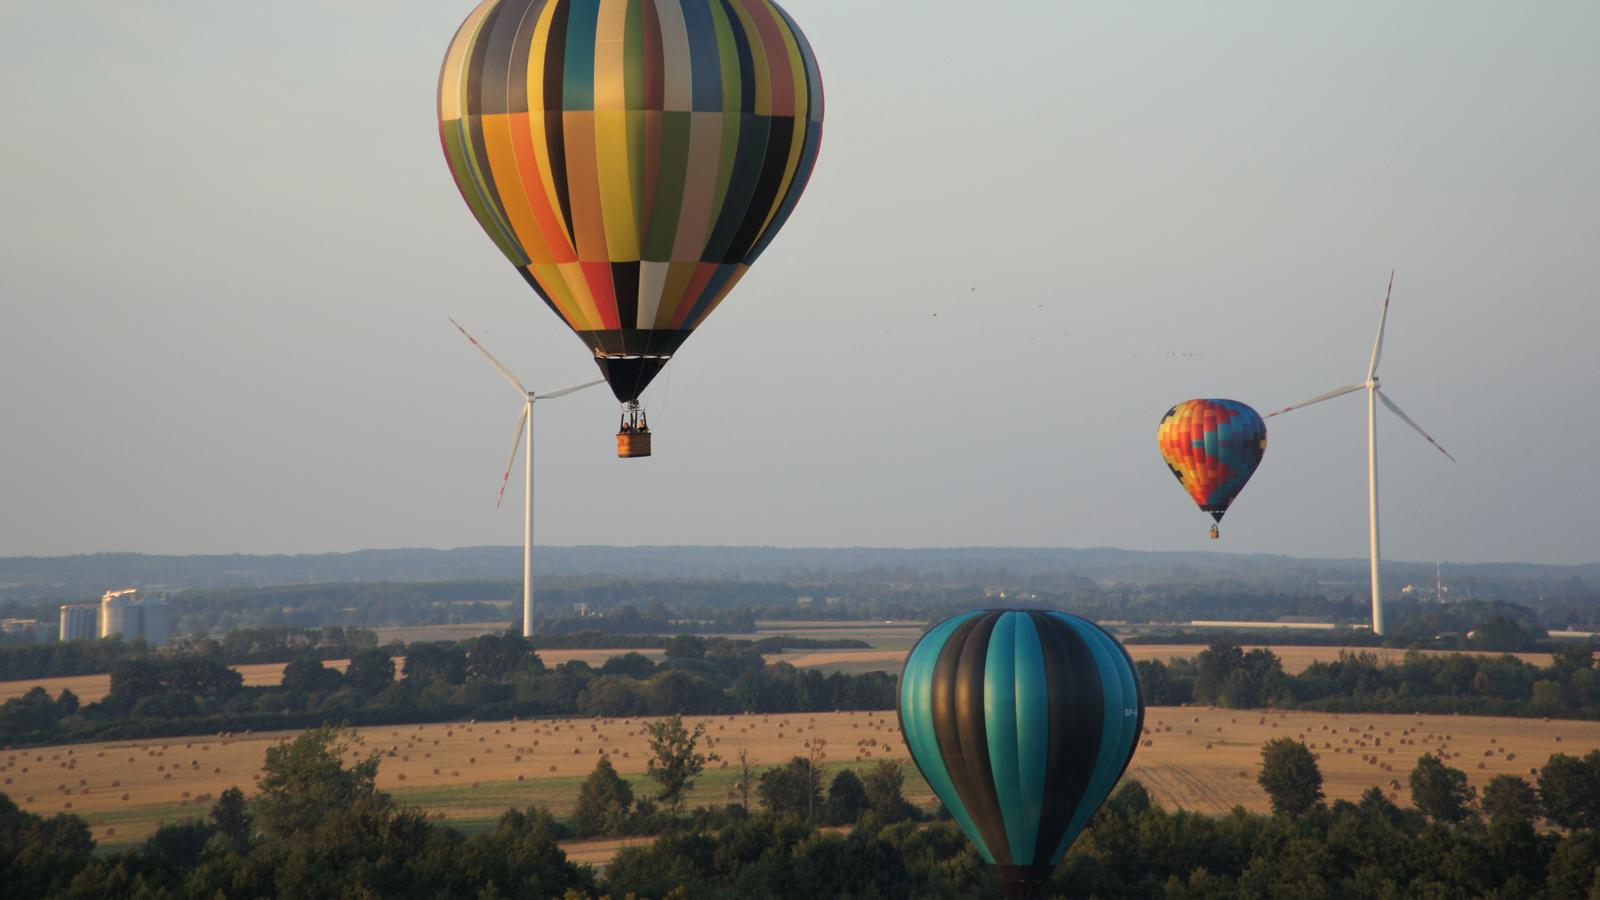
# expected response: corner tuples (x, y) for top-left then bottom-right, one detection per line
(899, 611), (992, 864)
(983, 612), (1024, 864)
(1013, 613), (1048, 864)
(641, 110), (691, 260)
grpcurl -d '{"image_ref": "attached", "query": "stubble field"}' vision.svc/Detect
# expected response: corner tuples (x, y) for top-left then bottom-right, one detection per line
(5, 707), (1594, 851)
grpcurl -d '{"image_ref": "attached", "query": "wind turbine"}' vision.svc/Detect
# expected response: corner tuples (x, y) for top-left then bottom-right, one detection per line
(1266, 273), (1455, 636)
(451, 319), (603, 638)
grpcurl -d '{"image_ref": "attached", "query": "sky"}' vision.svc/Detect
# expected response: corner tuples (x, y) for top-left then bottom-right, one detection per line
(1, 2), (1596, 565)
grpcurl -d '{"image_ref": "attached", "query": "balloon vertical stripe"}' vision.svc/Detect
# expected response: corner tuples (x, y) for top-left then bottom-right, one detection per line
(899, 610), (1143, 895)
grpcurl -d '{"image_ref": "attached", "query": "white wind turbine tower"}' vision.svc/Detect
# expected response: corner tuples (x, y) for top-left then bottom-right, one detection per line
(1266, 273), (1455, 636)
(451, 319), (603, 638)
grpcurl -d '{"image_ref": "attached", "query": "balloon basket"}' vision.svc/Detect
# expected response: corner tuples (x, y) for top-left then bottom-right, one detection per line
(617, 429), (652, 458)
(1210, 524), (1220, 539)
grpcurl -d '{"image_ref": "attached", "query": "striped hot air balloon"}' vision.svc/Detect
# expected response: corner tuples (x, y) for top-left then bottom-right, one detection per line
(438, 0), (824, 456)
(898, 610), (1144, 900)
(1156, 398), (1268, 538)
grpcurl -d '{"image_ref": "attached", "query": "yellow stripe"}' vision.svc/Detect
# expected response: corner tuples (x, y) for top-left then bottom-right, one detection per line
(554, 261), (604, 330)
(594, 109), (640, 260)
(526, 264), (584, 327)
(593, 0), (630, 111)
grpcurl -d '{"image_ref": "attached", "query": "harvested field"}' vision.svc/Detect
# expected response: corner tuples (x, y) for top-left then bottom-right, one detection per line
(5, 708), (1594, 850)
(0, 659), (355, 705)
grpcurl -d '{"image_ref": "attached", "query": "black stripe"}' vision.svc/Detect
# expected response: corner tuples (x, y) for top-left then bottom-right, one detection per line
(1030, 613), (1104, 865)
(506, 0), (547, 115)
(720, 0), (757, 115)
(726, 114), (794, 262)
(463, 2), (515, 235)
(931, 612), (1012, 866)
(610, 261), (640, 333)
(542, 0), (576, 240)
(480, 0), (531, 115)
(702, 114), (770, 263)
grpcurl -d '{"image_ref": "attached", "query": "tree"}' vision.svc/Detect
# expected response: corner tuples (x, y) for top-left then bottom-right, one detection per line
(824, 769), (868, 825)
(1257, 738), (1324, 816)
(1551, 644), (1595, 676)
(209, 786), (253, 848)
(1538, 751), (1600, 830)
(572, 755), (635, 838)
(344, 648), (396, 695)
(664, 634), (706, 660)
(402, 642), (468, 685)
(1410, 753), (1476, 823)
(644, 715), (712, 812)
(252, 725), (384, 837)
(279, 654), (342, 697)
(859, 761), (911, 823)
(735, 746), (755, 813)
(758, 757), (824, 819)
(1481, 775), (1540, 826)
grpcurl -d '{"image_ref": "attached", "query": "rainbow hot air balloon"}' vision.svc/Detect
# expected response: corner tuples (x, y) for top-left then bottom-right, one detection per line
(438, 0), (824, 457)
(898, 610), (1144, 900)
(1156, 398), (1267, 538)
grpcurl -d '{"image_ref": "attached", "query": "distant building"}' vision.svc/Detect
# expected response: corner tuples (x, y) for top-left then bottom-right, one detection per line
(59, 589), (171, 646)
(59, 604), (99, 641)
(100, 589), (141, 640)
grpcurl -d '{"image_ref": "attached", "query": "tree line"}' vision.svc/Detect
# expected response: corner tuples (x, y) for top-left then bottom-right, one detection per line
(1136, 641), (1600, 719)
(0, 633), (897, 748)
(5, 720), (1600, 898)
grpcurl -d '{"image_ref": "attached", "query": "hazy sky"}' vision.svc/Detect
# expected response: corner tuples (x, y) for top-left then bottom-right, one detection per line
(2, 2), (1595, 564)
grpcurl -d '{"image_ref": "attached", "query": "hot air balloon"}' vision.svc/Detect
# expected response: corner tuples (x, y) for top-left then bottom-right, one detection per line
(898, 610), (1144, 900)
(438, 0), (824, 457)
(1156, 398), (1267, 538)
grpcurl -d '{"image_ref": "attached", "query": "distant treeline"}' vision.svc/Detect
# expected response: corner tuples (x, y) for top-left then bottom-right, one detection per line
(0, 633), (895, 748)
(529, 630), (868, 653)
(1138, 641), (1600, 719)
(0, 627), (386, 681)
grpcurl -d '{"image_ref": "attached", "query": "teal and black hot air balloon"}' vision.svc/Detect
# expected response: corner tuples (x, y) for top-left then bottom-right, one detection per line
(898, 610), (1144, 900)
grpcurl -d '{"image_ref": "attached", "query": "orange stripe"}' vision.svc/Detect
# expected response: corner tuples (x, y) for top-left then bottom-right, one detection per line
(510, 112), (578, 264)
(562, 111), (610, 262)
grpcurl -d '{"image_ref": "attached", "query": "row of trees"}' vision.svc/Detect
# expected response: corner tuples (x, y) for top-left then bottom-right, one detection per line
(0, 626), (383, 681)
(6, 720), (1600, 898)
(1137, 641), (1600, 719)
(0, 632), (898, 747)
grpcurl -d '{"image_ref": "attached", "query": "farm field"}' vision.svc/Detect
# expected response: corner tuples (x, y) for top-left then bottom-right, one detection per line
(0, 642), (1557, 703)
(5, 707), (1594, 851)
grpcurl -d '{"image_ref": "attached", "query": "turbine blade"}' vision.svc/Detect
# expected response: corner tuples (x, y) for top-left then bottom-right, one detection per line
(1264, 383), (1366, 417)
(450, 318), (527, 396)
(535, 379), (605, 400)
(1368, 270), (1394, 380)
(1377, 389), (1455, 462)
(496, 404), (529, 509)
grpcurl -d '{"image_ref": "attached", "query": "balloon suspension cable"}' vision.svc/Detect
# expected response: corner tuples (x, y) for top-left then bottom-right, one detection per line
(616, 401), (652, 459)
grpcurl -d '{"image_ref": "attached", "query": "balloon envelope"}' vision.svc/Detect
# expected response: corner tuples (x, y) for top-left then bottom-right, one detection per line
(438, 0), (825, 404)
(1157, 398), (1267, 524)
(898, 610), (1144, 900)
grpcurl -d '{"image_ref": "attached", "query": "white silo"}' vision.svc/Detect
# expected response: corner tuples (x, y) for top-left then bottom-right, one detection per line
(139, 596), (171, 647)
(59, 605), (99, 641)
(99, 589), (141, 641)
